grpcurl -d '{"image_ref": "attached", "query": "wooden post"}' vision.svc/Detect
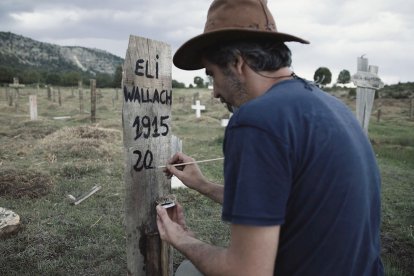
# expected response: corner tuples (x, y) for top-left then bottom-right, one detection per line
(14, 88), (19, 112)
(71, 87), (74, 97)
(376, 91), (382, 123)
(6, 88), (13, 106)
(122, 35), (173, 276)
(410, 98), (414, 120)
(79, 81), (84, 114)
(52, 88), (56, 102)
(115, 88), (119, 100)
(58, 88), (62, 106)
(29, 95), (38, 120)
(47, 86), (52, 101)
(90, 79), (97, 123)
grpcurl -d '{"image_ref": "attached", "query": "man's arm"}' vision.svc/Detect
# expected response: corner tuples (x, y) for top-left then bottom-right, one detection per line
(157, 205), (280, 275)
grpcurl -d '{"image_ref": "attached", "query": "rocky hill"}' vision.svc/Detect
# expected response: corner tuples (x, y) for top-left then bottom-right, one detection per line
(0, 32), (123, 75)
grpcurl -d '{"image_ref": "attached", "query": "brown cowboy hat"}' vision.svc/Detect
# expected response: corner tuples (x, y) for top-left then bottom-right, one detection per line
(173, 0), (310, 70)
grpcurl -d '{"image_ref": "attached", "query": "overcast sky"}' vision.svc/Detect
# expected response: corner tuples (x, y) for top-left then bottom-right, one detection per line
(1, 0), (413, 85)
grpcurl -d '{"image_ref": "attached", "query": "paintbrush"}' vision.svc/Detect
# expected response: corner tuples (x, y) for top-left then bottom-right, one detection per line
(157, 157), (224, 169)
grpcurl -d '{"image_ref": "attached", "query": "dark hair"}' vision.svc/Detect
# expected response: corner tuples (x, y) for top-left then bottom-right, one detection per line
(204, 40), (292, 72)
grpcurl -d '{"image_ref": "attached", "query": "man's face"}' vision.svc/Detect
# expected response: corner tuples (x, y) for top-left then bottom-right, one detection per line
(203, 59), (249, 112)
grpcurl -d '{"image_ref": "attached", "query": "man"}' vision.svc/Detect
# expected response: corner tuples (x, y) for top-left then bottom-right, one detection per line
(156, 0), (384, 275)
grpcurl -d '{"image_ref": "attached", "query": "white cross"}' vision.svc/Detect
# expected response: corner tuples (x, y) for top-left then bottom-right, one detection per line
(191, 100), (205, 118)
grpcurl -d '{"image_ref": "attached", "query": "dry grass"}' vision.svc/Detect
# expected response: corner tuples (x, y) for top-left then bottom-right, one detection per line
(0, 167), (54, 199)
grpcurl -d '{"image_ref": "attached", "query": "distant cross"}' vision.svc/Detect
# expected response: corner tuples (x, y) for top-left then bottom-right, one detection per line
(9, 77), (25, 111)
(191, 100), (205, 118)
(9, 77), (25, 89)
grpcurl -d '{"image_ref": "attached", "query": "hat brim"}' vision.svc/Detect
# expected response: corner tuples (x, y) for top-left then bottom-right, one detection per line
(173, 29), (310, 70)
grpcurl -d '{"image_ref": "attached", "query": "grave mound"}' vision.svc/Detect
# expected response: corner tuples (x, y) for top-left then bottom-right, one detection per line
(0, 167), (54, 199)
(36, 126), (121, 160)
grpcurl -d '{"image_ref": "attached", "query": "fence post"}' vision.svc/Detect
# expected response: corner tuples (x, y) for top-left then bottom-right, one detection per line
(410, 98), (414, 120)
(122, 35), (173, 276)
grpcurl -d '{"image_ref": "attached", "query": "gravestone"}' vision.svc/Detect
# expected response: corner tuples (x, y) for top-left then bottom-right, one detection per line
(191, 100), (205, 118)
(122, 35), (173, 276)
(351, 56), (384, 134)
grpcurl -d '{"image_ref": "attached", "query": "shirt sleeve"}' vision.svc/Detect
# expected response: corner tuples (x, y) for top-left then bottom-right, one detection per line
(222, 125), (292, 226)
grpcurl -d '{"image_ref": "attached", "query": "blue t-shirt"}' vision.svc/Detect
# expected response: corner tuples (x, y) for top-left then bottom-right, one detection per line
(222, 79), (383, 275)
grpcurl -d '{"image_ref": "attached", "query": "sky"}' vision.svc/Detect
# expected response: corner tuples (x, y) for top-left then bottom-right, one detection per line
(1, 0), (413, 86)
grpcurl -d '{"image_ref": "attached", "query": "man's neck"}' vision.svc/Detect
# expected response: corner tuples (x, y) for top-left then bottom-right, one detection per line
(247, 67), (293, 98)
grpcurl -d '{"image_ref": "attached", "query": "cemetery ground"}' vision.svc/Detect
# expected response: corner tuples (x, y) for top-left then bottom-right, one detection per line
(0, 85), (413, 276)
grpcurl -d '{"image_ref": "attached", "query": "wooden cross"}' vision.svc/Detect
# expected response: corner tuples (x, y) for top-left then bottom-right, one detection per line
(352, 56), (383, 134)
(191, 100), (205, 118)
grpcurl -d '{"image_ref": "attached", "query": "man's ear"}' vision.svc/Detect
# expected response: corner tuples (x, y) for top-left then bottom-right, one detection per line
(235, 55), (244, 75)
(230, 55), (246, 78)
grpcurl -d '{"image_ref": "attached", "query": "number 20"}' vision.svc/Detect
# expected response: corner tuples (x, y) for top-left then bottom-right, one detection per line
(133, 150), (154, 171)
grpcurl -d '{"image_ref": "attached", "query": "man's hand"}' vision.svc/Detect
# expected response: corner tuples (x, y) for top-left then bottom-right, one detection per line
(163, 152), (207, 192)
(156, 202), (194, 246)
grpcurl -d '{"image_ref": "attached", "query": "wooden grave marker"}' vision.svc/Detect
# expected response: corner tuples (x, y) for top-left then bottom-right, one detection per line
(29, 95), (38, 120)
(58, 88), (62, 106)
(352, 56), (384, 134)
(78, 80), (84, 113)
(9, 77), (25, 112)
(191, 100), (205, 118)
(122, 35), (173, 276)
(90, 79), (97, 123)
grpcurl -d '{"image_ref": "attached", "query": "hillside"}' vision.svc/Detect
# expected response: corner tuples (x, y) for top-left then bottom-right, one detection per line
(0, 32), (123, 81)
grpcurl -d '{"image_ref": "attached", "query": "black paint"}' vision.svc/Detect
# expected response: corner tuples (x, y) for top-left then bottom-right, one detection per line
(124, 86), (172, 106)
(134, 56), (159, 79)
(133, 115), (169, 140)
(133, 149), (154, 171)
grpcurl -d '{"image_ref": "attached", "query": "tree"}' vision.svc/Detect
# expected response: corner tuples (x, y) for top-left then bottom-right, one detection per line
(112, 65), (123, 88)
(46, 73), (61, 86)
(172, 79), (186, 88)
(193, 76), (205, 88)
(337, 69), (351, 84)
(96, 73), (113, 88)
(62, 71), (81, 86)
(313, 67), (332, 86)
(0, 67), (14, 84)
